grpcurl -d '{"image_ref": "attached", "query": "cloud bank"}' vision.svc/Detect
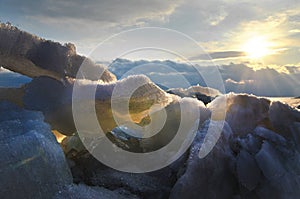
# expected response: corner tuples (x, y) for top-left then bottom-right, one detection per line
(108, 59), (300, 97)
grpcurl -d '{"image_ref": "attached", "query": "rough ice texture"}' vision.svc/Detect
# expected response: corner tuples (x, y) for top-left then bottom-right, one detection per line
(22, 75), (172, 135)
(0, 23), (116, 82)
(0, 101), (142, 199)
(75, 74), (170, 101)
(170, 120), (237, 199)
(170, 94), (300, 199)
(54, 184), (139, 199)
(63, 143), (189, 199)
(168, 85), (221, 97)
(208, 93), (272, 135)
(23, 76), (75, 135)
(167, 85), (221, 104)
(0, 101), (72, 199)
(24, 74), (170, 108)
(61, 93), (300, 199)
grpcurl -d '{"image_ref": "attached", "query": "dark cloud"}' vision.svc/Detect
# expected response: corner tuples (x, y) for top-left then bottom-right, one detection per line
(190, 51), (246, 60)
(0, 0), (182, 53)
(288, 14), (300, 23)
(285, 66), (300, 74)
(0, 0), (181, 23)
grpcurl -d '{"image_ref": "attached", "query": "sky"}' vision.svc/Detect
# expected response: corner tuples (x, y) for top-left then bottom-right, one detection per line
(0, 0), (300, 74)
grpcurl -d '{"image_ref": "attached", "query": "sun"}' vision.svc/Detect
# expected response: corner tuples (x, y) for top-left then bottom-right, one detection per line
(243, 36), (272, 59)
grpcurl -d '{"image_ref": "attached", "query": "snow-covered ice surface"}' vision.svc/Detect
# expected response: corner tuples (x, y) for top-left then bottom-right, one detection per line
(267, 97), (300, 109)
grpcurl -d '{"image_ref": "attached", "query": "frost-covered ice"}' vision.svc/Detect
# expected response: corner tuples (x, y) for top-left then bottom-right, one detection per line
(74, 74), (170, 101)
(0, 101), (72, 198)
(170, 94), (300, 199)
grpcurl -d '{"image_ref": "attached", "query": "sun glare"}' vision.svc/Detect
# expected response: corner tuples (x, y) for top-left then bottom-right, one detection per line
(243, 36), (272, 59)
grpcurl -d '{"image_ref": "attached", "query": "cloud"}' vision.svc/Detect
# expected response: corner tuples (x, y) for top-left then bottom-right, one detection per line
(190, 51), (246, 61)
(289, 29), (300, 33)
(285, 65), (300, 74)
(0, 0), (182, 54)
(288, 14), (300, 23)
(225, 78), (254, 85)
(1, 0), (300, 63)
(0, 0), (182, 25)
(107, 58), (300, 97)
